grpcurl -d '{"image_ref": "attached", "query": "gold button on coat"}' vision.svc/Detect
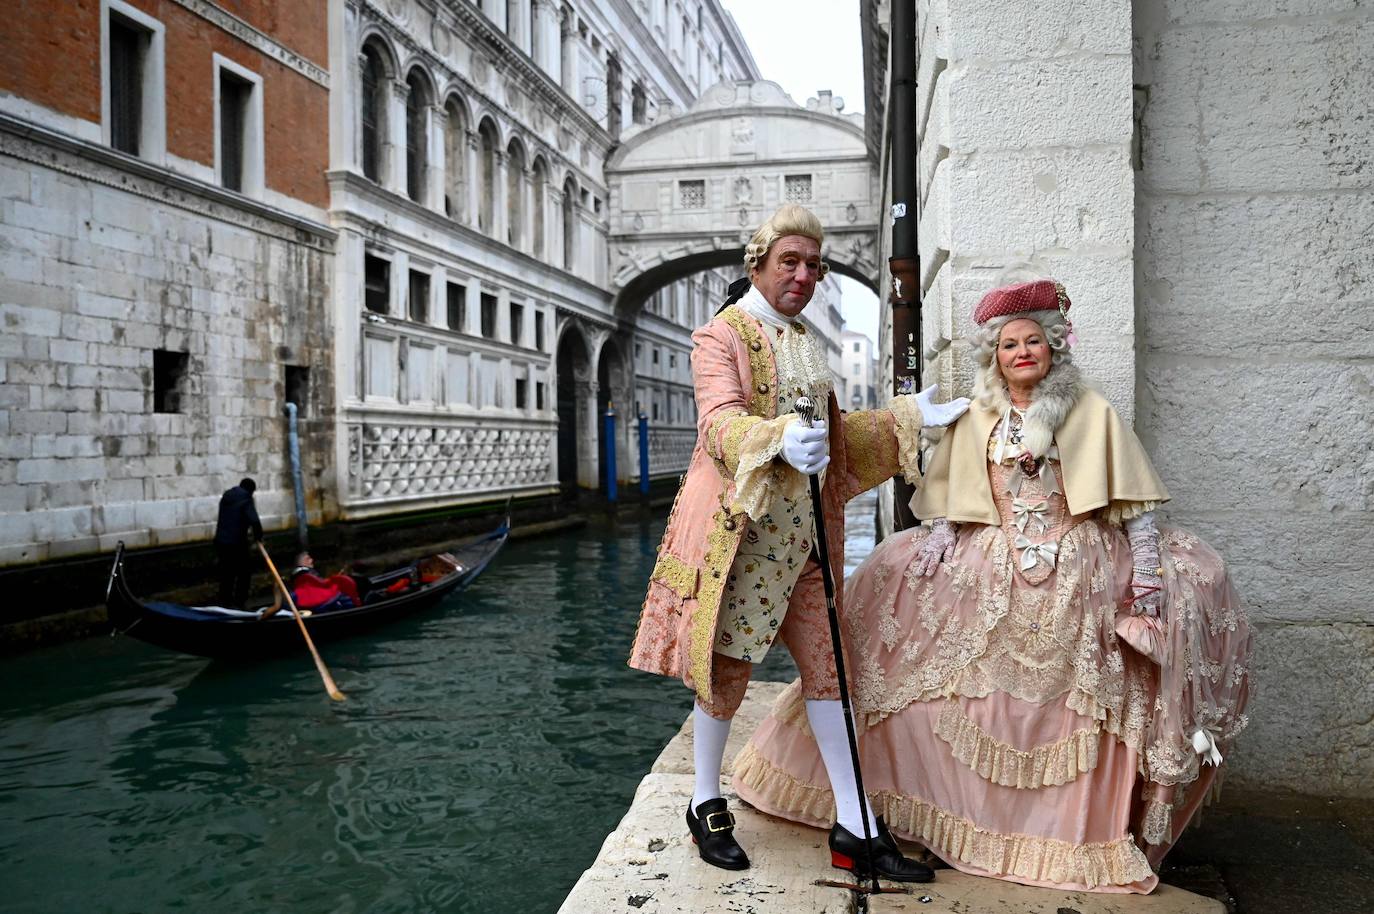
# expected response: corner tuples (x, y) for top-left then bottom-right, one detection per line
(757, 383), (770, 394)
(750, 340), (762, 352)
(723, 518), (737, 531)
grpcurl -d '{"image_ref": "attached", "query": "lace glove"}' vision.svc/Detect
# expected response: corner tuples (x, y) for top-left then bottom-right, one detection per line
(1125, 511), (1163, 617)
(912, 517), (956, 577)
(914, 384), (971, 428)
(780, 418), (830, 476)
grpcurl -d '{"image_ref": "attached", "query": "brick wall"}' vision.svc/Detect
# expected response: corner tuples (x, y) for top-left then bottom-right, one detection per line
(0, 0), (329, 208)
(1134, 0), (1374, 796)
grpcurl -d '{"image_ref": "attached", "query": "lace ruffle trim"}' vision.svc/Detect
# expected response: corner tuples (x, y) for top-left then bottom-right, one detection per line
(888, 394), (925, 484)
(1141, 799), (1173, 846)
(732, 414), (805, 521)
(734, 741), (1155, 889)
(934, 701), (1101, 790)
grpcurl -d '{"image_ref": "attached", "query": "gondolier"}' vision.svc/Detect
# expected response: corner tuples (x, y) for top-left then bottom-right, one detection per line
(213, 477), (263, 609)
(627, 204), (969, 880)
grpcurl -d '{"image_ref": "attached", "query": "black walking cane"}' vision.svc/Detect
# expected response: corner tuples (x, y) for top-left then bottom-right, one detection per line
(794, 396), (885, 896)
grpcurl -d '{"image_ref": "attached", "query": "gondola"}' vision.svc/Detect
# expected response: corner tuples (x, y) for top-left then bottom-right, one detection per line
(105, 515), (510, 660)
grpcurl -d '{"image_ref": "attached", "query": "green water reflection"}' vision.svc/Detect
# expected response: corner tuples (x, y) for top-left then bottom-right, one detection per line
(0, 515), (800, 914)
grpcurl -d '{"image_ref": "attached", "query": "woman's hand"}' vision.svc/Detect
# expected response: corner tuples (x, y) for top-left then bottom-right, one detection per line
(912, 518), (956, 576)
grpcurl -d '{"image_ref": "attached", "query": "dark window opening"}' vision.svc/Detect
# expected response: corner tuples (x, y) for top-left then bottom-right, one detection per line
(408, 270), (430, 323)
(153, 349), (188, 414)
(405, 74), (428, 202)
(284, 365), (310, 417)
(536, 381), (545, 411)
(652, 348), (659, 365)
(219, 69), (251, 192)
(109, 16), (145, 156)
(364, 254), (390, 314)
(515, 378), (528, 410)
(447, 282), (467, 332)
(480, 292), (498, 338)
(534, 312), (545, 351)
(510, 302), (524, 346)
(631, 83), (647, 124)
(606, 54), (622, 139)
(360, 47), (383, 181)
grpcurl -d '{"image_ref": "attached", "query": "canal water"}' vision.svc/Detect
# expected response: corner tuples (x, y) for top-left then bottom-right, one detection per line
(0, 494), (877, 914)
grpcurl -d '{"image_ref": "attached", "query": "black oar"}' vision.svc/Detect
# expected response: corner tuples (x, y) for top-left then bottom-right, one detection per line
(793, 396), (883, 895)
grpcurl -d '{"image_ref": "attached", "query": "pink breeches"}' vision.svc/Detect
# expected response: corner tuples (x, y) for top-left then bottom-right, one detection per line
(699, 561), (840, 720)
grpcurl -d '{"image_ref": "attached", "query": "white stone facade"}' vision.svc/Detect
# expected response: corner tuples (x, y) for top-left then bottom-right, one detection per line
(329, 0), (760, 511)
(868, 0), (1373, 795)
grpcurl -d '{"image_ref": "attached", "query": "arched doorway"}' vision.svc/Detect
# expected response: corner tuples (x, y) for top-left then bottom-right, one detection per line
(555, 325), (590, 490)
(595, 338), (630, 493)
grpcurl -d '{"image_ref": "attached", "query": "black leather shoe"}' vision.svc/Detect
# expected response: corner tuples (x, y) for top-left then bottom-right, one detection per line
(829, 817), (934, 882)
(686, 798), (750, 870)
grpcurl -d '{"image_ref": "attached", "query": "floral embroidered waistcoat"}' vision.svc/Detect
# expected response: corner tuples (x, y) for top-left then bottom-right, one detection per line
(714, 321), (832, 663)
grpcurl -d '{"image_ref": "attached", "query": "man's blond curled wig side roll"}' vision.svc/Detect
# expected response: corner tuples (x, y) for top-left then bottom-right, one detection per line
(743, 204), (830, 279)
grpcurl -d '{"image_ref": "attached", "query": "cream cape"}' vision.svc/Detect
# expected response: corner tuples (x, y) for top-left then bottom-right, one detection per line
(913, 387), (1169, 525)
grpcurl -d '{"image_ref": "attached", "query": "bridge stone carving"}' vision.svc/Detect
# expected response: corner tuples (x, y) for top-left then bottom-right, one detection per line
(606, 80), (880, 317)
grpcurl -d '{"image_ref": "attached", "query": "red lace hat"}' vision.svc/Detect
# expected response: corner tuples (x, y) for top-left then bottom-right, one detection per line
(972, 279), (1071, 325)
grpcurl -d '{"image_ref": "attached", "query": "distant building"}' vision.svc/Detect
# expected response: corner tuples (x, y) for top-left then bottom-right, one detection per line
(841, 329), (878, 410)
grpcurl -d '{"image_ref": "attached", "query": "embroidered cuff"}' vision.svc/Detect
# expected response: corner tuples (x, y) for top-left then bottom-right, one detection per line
(888, 394), (926, 484)
(1103, 499), (1163, 525)
(732, 414), (806, 521)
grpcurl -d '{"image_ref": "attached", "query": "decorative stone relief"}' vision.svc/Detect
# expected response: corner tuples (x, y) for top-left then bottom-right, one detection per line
(732, 176), (752, 205)
(352, 423), (555, 500)
(431, 20), (452, 57)
(384, 0), (409, 25)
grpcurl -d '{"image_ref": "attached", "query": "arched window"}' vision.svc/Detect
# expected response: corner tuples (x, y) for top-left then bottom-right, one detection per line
(506, 140), (526, 249)
(443, 97), (467, 221)
(562, 176), (577, 270)
(478, 119), (498, 235)
(405, 71), (430, 203)
(359, 45), (386, 181)
(531, 157), (548, 258)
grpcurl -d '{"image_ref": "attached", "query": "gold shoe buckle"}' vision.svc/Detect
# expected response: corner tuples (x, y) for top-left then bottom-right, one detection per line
(704, 811), (736, 833)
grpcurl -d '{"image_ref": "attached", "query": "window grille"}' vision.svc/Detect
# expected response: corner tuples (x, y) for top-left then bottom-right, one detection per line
(109, 17), (144, 155)
(679, 179), (705, 209)
(784, 174), (812, 202)
(219, 69), (251, 191)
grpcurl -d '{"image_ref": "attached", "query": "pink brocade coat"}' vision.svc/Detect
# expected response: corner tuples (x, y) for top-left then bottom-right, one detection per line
(628, 306), (914, 705)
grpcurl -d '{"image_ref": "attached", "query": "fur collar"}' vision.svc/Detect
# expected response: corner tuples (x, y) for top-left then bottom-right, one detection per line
(973, 362), (1085, 459)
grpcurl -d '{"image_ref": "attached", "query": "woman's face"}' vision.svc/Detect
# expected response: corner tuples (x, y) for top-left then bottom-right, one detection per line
(997, 318), (1052, 389)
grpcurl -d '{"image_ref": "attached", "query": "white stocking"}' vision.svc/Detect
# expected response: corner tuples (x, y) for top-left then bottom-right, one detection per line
(691, 701), (733, 811)
(806, 699), (878, 835)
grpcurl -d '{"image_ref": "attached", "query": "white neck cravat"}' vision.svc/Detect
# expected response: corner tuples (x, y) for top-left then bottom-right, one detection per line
(737, 284), (796, 329)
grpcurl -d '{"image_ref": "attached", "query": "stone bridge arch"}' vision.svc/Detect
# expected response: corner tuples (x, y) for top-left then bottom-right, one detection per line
(606, 81), (881, 318)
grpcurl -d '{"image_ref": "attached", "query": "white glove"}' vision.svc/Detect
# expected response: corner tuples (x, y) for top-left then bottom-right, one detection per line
(780, 418), (830, 476)
(912, 517), (956, 576)
(1125, 511), (1162, 618)
(915, 384), (971, 428)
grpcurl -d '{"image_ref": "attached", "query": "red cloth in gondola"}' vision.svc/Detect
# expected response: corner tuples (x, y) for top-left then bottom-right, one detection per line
(291, 572), (359, 609)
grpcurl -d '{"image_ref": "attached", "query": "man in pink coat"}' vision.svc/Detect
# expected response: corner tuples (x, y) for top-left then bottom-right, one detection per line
(628, 204), (969, 879)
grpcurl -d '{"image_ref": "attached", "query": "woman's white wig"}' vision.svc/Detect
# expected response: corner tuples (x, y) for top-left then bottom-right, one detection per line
(743, 204), (831, 279)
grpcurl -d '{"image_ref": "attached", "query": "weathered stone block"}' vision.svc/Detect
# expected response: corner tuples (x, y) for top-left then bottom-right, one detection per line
(1, 302), (62, 337)
(948, 147), (1134, 254)
(948, 0), (1130, 60)
(948, 55), (1133, 151)
(1226, 620), (1373, 798)
(17, 457), (106, 485)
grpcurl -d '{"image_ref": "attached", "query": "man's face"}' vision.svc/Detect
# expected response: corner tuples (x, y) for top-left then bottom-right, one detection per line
(752, 234), (822, 318)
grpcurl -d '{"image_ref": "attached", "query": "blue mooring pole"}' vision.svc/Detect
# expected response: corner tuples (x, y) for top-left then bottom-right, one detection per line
(604, 404), (617, 502)
(638, 412), (650, 496)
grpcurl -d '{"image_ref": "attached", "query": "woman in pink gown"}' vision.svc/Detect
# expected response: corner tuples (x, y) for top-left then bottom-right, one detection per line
(733, 279), (1253, 893)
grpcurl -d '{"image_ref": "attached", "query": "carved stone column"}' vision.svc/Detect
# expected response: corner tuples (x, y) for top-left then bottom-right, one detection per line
(575, 378), (599, 489)
(427, 104), (446, 213)
(483, 0), (507, 33)
(493, 149), (509, 245)
(560, 7), (579, 98)
(533, 0), (559, 76)
(466, 130), (482, 228)
(386, 79), (408, 196)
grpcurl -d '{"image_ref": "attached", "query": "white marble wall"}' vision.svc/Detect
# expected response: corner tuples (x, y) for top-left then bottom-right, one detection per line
(1133, 0), (1374, 797)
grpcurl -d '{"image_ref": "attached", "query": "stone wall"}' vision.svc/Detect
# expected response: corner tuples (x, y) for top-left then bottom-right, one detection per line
(1134, 0), (1374, 796)
(0, 120), (335, 570)
(915, 0), (1139, 416)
